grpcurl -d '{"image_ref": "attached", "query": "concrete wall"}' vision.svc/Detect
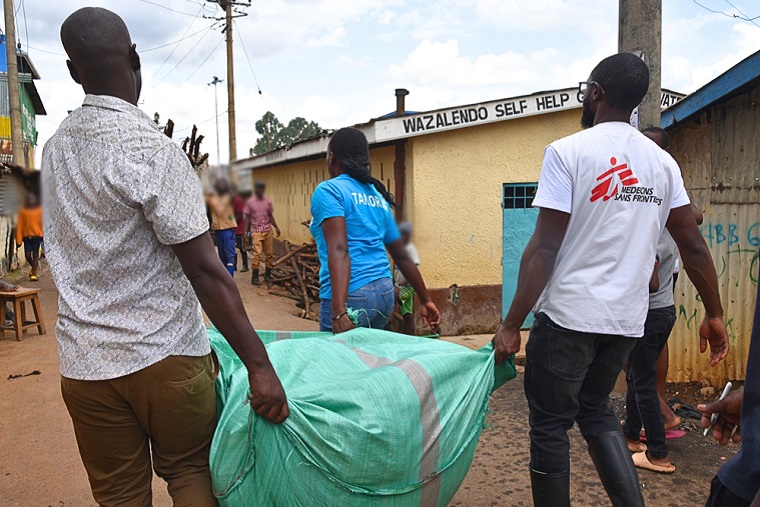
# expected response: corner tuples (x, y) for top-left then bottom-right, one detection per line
(251, 145), (397, 245)
(406, 108), (581, 289)
(667, 85), (760, 383)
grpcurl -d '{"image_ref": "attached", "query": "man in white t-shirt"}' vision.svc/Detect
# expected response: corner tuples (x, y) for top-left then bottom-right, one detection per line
(492, 53), (729, 507)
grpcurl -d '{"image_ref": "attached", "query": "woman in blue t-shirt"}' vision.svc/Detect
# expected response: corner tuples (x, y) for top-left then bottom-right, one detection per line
(310, 127), (441, 333)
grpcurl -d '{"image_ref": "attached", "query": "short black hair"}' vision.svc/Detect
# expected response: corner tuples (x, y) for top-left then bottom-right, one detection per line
(642, 126), (670, 149)
(590, 53), (650, 112)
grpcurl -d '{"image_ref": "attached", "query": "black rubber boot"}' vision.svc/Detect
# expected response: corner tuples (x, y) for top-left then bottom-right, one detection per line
(530, 467), (571, 507)
(264, 268), (273, 282)
(251, 271), (260, 285)
(587, 431), (646, 507)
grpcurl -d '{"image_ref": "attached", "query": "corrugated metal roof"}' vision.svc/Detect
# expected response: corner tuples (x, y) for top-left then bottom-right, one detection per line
(0, 80), (8, 117)
(662, 49), (760, 129)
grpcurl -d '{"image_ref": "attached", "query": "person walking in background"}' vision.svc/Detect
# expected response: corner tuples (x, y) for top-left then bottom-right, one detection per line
(310, 127), (440, 334)
(492, 53), (729, 507)
(234, 188), (250, 273)
(394, 221), (420, 335)
(244, 181), (280, 285)
(207, 179), (237, 277)
(623, 225), (679, 474)
(700, 255), (760, 507)
(642, 126), (704, 434)
(16, 192), (43, 281)
(44, 8), (288, 506)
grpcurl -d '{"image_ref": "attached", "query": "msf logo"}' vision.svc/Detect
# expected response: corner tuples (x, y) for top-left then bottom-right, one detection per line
(590, 157), (639, 202)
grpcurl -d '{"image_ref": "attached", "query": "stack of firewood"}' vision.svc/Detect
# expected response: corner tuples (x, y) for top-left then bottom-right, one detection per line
(180, 125), (209, 175)
(267, 242), (321, 321)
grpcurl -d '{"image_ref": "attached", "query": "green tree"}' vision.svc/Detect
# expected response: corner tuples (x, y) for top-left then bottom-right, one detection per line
(250, 112), (322, 156)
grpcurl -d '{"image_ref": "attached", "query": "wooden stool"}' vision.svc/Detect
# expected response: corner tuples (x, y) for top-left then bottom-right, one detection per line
(0, 288), (47, 341)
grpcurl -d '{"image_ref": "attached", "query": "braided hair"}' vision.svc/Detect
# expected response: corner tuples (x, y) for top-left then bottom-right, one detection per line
(328, 127), (396, 207)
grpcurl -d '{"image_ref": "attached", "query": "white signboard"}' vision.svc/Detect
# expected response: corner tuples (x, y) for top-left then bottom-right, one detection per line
(238, 88), (688, 171)
(375, 88), (582, 142)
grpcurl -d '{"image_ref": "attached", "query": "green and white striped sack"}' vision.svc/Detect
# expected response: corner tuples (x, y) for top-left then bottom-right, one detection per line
(208, 327), (516, 506)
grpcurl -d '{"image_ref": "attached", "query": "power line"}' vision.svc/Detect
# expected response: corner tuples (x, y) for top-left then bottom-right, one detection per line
(180, 37), (223, 84)
(150, 4), (206, 78)
(132, 0), (198, 17)
(724, 0), (760, 27)
(154, 27), (214, 85)
(26, 45), (66, 57)
(691, 0), (760, 25)
(20, 0), (28, 53)
(149, 5), (205, 76)
(233, 18), (262, 95)
(142, 26), (210, 52)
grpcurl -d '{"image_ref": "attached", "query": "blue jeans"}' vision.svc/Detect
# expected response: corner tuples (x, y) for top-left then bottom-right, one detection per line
(214, 229), (236, 277)
(320, 278), (394, 332)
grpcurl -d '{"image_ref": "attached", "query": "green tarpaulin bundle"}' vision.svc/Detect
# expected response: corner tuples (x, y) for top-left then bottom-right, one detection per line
(209, 328), (516, 506)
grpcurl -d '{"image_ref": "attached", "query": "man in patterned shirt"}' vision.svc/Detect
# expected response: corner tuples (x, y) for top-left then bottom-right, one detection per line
(42, 8), (288, 506)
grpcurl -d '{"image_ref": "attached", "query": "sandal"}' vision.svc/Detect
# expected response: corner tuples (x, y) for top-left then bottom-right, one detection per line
(632, 452), (675, 474)
(640, 429), (686, 442)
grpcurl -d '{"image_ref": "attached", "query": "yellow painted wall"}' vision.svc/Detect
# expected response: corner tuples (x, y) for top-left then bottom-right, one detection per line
(406, 108), (581, 289)
(0, 116), (10, 138)
(251, 145), (397, 245)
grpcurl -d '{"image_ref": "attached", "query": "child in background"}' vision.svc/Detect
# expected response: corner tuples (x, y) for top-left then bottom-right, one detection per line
(16, 192), (43, 281)
(394, 222), (420, 335)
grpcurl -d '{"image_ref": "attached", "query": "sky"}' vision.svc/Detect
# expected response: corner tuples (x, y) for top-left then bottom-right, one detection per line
(19, 0), (760, 167)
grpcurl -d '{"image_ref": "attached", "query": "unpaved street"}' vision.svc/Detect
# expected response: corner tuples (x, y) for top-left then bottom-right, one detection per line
(0, 268), (738, 506)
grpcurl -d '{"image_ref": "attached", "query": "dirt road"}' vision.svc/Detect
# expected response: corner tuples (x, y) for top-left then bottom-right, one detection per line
(0, 268), (739, 506)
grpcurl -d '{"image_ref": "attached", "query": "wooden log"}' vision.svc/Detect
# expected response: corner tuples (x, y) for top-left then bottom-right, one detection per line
(291, 257), (310, 314)
(273, 244), (311, 267)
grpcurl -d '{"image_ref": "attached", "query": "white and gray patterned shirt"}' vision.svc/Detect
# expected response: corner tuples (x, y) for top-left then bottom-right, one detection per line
(42, 95), (210, 381)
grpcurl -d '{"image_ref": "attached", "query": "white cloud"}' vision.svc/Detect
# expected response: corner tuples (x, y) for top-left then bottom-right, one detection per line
(386, 39), (616, 111)
(308, 27), (348, 47)
(22, 0), (760, 169)
(475, 0), (611, 32)
(664, 22), (760, 93)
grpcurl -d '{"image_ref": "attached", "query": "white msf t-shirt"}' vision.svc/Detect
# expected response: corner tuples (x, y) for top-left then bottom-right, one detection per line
(533, 121), (690, 337)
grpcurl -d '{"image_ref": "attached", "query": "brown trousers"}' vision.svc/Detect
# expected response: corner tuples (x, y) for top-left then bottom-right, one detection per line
(251, 229), (275, 269)
(61, 354), (219, 507)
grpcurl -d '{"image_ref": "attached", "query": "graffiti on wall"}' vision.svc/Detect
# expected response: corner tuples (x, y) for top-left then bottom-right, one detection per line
(700, 221), (760, 285)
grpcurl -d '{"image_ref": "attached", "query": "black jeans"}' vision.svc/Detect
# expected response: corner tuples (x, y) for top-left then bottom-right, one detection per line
(524, 313), (638, 474)
(705, 475), (752, 507)
(624, 305), (676, 458)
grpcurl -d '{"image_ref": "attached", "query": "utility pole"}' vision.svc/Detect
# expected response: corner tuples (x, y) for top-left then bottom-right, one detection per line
(224, 1), (237, 173)
(208, 76), (223, 166)
(3, 0), (24, 166)
(619, 0), (662, 128)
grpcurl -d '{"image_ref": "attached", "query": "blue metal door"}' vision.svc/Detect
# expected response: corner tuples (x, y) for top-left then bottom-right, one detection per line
(502, 183), (539, 329)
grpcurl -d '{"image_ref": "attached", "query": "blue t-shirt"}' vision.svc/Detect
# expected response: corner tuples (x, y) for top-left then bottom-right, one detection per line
(310, 175), (400, 299)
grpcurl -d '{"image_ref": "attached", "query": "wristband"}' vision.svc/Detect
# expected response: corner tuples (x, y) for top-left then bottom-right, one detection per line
(332, 312), (348, 322)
